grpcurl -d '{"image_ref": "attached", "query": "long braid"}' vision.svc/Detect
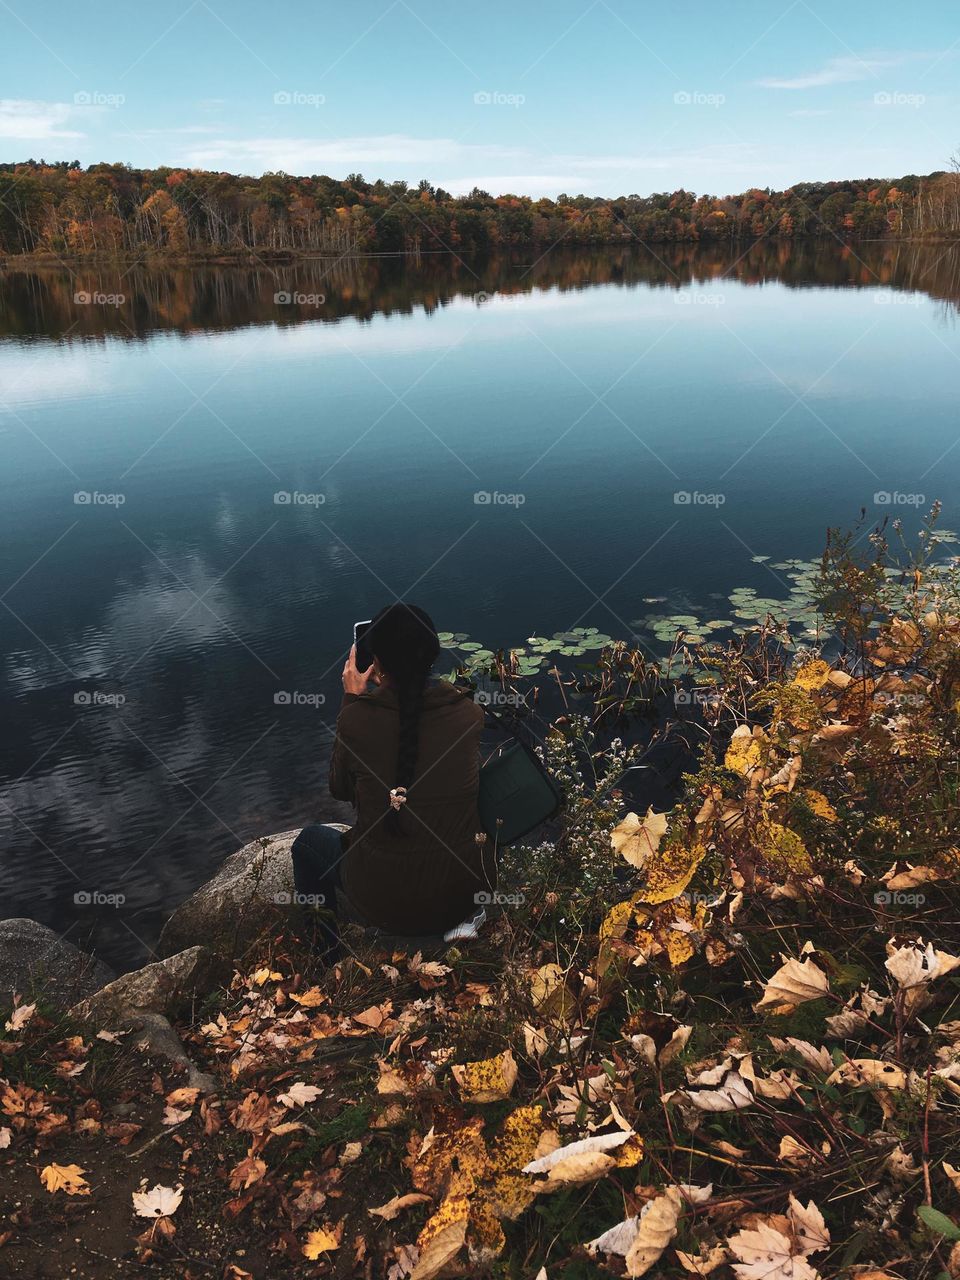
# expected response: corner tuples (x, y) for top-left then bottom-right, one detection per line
(386, 667), (429, 837)
(366, 603), (440, 839)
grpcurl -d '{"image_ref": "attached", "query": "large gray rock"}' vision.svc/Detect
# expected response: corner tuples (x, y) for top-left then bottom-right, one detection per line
(158, 828), (348, 959)
(69, 945), (220, 1024)
(69, 946), (222, 1093)
(0, 918), (114, 1007)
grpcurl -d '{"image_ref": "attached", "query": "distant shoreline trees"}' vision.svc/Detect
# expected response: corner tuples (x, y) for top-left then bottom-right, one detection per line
(1, 159), (958, 260)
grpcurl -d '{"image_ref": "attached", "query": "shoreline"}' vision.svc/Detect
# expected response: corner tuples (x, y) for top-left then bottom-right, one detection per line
(3, 232), (960, 271)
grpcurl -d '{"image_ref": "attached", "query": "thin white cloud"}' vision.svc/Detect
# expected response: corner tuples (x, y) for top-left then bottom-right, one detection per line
(139, 125), (222, 136)
(758, 53), (904, 90)
(184, 134), (526, 174)
(0, 99), (84, 140)
(180, 134), (764, 197)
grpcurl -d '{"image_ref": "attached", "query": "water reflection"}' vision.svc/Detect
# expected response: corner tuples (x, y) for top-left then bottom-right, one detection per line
(2, 240), (959, 341)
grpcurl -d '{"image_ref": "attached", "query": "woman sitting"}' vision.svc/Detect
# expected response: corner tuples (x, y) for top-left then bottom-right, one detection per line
(291, 603), (494, 960)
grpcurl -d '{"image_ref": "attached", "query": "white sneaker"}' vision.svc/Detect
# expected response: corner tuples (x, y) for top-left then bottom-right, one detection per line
(443, 907), (486, 943)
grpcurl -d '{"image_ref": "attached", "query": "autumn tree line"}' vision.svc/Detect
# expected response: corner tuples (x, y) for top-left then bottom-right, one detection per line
(1, 159), (959, 260)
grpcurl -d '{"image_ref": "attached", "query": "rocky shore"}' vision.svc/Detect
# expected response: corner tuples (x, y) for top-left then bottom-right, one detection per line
(0, 830), (311, 1091)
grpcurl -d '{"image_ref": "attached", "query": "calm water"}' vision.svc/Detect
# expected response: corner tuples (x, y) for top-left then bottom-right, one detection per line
(2, 241), (959, 967)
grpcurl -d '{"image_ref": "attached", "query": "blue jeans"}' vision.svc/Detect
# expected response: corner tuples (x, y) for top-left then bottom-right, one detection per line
(291, 824), (347, 959)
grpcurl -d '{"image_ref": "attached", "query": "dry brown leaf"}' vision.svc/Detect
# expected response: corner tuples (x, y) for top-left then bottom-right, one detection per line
(754, 954), (830, 1014)
(369, 1192), (432, 1221)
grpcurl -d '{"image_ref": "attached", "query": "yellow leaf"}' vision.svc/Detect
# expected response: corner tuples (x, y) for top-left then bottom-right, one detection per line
(411, 1193), (469, 1280)
(757, 823), (813, 876)
(800, 789), (838, 822)
(611, 808), (668, 869)
(290, 986), (326, 1007)
(639, 841), (706, 905)
(724, 725), (767, 776)
(792, 659), (832, 691)
(451, 1049), (517, 1103)
(302, 1225), (340, 1258)
(40, 1163), (89, 1196)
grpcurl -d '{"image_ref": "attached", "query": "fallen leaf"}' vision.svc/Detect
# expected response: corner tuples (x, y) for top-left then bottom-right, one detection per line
(278, 1081), (323, 1108)
(588, 1186), (683, 1278)
(5, 1002), (36, 1033)
(132, 1183), (183, 1218)
(302, 1225), (341, 1258)
(611, 808), (668, 868)
(40, 1163), (89, 1196)
(754, 954), (830, 1014)
(451, 1050), (517, 1103)
(369, 1192), (432, 1221)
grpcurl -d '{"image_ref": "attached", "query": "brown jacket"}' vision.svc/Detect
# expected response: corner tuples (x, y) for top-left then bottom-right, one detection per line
(330, 681), (493, 934)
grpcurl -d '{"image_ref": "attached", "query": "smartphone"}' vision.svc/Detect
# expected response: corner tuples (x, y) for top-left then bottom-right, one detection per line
(353, 619), (374, 671)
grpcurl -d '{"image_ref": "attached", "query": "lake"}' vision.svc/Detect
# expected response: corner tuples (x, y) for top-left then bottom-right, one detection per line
(1, 240), (958, 967)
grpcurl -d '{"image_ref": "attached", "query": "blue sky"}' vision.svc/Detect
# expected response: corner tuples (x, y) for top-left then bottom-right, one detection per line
(1, 0), (958, 196)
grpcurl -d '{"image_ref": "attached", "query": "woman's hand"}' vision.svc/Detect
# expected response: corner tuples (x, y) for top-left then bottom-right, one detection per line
(342, 644), (375, 696)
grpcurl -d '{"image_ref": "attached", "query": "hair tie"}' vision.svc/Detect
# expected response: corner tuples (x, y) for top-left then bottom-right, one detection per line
(389, 786), (408, 811)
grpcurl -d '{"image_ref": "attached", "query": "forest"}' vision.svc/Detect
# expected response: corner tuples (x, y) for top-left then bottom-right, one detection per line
(1, 158), (959, 260)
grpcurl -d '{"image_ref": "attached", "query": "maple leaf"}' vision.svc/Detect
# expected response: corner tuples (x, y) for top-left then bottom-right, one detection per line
(610, 807), (668, 868)
(5, 1001), (36, 1033)
(277, 1081), (323, 1108)
(302, 1225), (341, 1258)
(727, 1221), (818, 1280)
(40, 1163), (90, 1196)
(132, 1183), (184, 1218)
